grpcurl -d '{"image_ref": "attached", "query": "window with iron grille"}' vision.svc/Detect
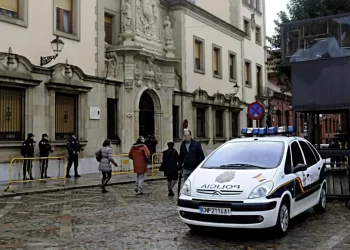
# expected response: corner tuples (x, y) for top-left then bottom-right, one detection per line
(215, 110), (224, 138)
(196, 108), (206, 138)
(0, 87), (25, 141)
(55, 93), (78, 140)
(172, 105), (179, 139)
(107, 98), (118, 140)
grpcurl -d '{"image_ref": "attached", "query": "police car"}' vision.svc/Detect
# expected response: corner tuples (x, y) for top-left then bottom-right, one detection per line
(178, 126), (327, 236)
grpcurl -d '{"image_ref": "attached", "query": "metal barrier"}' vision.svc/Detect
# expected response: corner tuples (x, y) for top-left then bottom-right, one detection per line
(4, 156), (67, 193)
(112, 154), (134, 174)
(151, 153), (163, 177)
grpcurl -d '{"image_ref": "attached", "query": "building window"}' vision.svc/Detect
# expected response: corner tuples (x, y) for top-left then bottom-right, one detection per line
(247, 114), (253, 127)
(244, 18), (250, 38)
(229, 52), (237, 81)
(299, 113), (304, 132)
(333, 119), (336, 133)
(194, 37), (205, 73)
(212, 45), (222, 77)
(56, 0), (73, 34)
(105, 14), (113, 45)
(172, 105), (179, 139)
(276, 110), (282, 126)
(107, 98), (118, 140)
(256, 25), (262, 44)
(256, 65), (262, 95)
(285, 111), (290, 126)
(255, 0), (260, 11)
(196, 108), (206, 138)
(0, 0), (18, 18)
(231, 112), (239, 137)
(55, 93), (78, 140)
(329, 118), (332, 134)
(245, 61), (251, 86)
(0, 87), (24, 141)
(215, 110), (224, 138)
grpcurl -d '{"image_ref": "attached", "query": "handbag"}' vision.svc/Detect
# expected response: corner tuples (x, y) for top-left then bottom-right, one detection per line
(96, 149), (102, 162)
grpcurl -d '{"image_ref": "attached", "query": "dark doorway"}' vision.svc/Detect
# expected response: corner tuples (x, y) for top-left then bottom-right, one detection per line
(139, 91), (155, 137)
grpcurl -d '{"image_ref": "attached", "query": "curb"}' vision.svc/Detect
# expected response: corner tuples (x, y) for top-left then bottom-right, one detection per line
(0, 177), (167, 199)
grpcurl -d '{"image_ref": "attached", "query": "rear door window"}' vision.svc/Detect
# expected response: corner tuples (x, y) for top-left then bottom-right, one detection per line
(291, 141), (305, 167)
(299, 141), (317, 167)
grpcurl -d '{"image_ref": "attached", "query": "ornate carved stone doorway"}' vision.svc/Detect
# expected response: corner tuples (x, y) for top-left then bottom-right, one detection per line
(139, 91), (155, 137)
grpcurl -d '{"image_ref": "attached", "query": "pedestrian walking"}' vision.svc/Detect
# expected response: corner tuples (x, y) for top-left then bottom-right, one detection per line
(95, 139), (118, 193)
(39, 133), (52, 179)
(21, 133), (35, 180)
(128, 136), (150, 195)
(160, 142), (179, 196)
(66, 134), (81, 178)
(179, 130), (205, 181)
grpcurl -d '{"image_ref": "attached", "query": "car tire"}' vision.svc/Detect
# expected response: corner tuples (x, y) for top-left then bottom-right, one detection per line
(313, 186), (327, 213)
(274, 199), (290, 237)
(187, 224), (201, 232)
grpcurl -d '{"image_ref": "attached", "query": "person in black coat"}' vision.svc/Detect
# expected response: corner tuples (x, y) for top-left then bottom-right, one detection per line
(21, 133), (35, 180)
(39, 133), (52, 179)
(160, 142), (179, 196)
(66, 134), (81, 178)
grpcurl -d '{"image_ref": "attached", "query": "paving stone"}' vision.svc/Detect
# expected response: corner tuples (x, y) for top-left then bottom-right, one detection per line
(0, 181), (350, 249)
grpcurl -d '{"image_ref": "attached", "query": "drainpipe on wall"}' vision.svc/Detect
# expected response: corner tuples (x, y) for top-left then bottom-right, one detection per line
(175, 70), (184, 135)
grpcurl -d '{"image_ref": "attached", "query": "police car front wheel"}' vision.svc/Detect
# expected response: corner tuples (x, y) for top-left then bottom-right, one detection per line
(274, 199), (290, 237)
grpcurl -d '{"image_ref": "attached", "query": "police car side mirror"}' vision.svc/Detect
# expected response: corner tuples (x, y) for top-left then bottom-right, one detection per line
(293, 163), (307, 173)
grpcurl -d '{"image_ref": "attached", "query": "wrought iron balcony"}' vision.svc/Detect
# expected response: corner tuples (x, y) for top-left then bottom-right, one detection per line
(256, 85), (270, 99)
(281, 13), (350, 64)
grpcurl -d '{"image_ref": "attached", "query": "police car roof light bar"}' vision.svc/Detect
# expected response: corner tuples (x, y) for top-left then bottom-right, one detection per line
(240, 126), (296, 137)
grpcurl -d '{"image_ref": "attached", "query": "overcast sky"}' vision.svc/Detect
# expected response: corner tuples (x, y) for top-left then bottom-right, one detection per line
(266, 0), (289, 37)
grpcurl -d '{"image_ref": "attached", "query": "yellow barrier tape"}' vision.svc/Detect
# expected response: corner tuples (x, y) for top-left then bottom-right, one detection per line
(4, 156), (67, 193)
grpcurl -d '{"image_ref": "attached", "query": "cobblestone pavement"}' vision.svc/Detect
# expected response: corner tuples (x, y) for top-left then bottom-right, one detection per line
(1, 180), (350, 250)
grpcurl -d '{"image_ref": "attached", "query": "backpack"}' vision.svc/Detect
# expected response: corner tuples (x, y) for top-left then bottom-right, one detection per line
(96, 149), (102, 162)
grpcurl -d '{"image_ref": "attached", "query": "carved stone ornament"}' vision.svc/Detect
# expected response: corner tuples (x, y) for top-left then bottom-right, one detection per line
(105, 51), (119, 78)
(154, 65), (162, 89)
(194, 87), (209, 102)
(59, 59), (73, 80)
(126, 112), (133, 118)
(121, 0), (133, 32)
(0, 47), (19, 71)
(134, 61), (142, 87)
(164, 115), (169, 120)
(136, 0), (159, 37)
(144, 56), (155, 78)
(225, 94), (240, 106)
(214, 91), (226, 105)
(124, 79), (134, 92)
(251, 13), (256, 30)
(163, 16), (173, 43)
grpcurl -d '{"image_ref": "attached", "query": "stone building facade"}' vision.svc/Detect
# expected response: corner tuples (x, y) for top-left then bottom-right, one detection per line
(0, 0), (268, 181)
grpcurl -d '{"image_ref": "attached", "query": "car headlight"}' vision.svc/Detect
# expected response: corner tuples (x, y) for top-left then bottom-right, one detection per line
(248, 181), (274, 199)
(181, 179), (191, 196)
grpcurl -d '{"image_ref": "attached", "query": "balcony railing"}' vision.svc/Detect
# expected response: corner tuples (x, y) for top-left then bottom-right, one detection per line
(256, 86), (270, 98)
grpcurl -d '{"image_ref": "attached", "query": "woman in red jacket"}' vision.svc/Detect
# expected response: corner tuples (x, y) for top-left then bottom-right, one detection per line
(128, 136), (151, 195)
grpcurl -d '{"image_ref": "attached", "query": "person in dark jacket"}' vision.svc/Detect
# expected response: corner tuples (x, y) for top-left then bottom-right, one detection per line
(329, 138), (340, 168)
(39, 133), (52, 179)
(21, 133), (35, 180)
(179, 130), (205, 181)
(66, 134), (81, 178)
(160, 142), (179, 196)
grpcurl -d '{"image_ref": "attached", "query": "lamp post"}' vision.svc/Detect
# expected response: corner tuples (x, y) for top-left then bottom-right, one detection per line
(40, 36), (64, 66)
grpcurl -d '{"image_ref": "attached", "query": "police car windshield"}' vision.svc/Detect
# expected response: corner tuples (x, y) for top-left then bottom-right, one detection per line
(201, 141), (284, 169)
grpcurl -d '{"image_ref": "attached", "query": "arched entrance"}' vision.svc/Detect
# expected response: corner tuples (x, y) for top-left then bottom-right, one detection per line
(139, 91), (155, 136)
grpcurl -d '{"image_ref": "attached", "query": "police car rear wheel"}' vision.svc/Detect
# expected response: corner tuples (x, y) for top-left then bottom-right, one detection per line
(314, 186), (327, 213)
(274, 200), (289, 237)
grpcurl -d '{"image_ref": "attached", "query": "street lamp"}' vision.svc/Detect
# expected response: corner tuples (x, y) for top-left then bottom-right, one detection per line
(40, 36), (64, 66)
(233, 83), (239, 95)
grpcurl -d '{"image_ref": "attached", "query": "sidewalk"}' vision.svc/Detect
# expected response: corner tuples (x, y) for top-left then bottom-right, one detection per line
(0, 170), (166, 198)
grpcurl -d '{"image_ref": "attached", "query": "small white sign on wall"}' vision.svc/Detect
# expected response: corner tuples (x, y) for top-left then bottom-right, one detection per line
(90, 106), (101, 120)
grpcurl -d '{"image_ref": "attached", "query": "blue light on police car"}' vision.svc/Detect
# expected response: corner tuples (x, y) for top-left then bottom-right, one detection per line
(268, 127), (277, 134)
(241, 128), (248, 134)
(258, 128), (266, 135)
(252, 128), (259, 135)
(288, 126), (296, 133)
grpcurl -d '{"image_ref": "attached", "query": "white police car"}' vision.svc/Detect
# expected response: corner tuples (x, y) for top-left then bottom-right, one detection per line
(178, 126), (327, 236)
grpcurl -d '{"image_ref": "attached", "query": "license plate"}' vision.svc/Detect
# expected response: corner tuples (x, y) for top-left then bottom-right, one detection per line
(199, 206), (231, 216)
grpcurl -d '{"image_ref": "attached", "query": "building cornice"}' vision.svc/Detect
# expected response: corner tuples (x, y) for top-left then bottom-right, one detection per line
(161, 0), (247, 41)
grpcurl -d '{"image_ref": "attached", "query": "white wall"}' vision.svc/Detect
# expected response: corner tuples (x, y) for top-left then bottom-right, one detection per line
(0, 0), (96, 75)
(184, 14), (243, 98)
(193, 0), (231, 23)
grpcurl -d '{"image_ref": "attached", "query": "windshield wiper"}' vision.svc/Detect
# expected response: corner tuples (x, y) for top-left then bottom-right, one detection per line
(219, 164), (266, 169)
